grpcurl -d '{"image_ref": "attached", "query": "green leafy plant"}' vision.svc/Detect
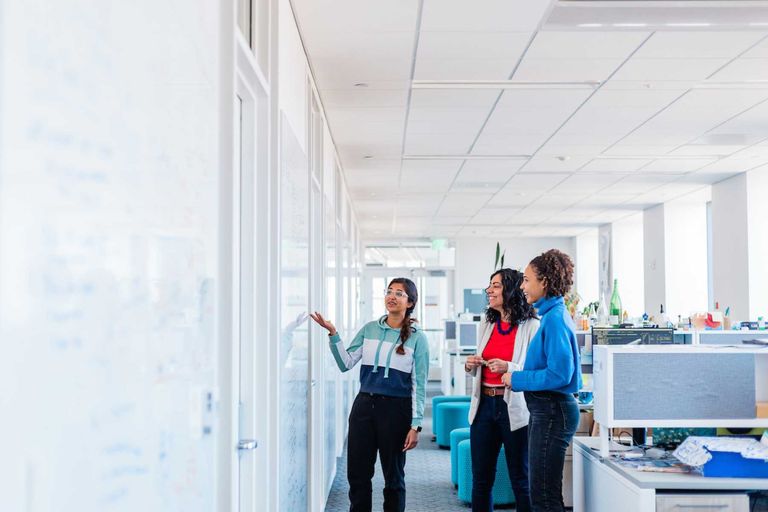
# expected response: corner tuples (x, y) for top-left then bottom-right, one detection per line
(494, 242), (506, 271)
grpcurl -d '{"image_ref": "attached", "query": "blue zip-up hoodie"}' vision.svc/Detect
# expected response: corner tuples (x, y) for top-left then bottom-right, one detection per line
(329, 316), (430, 428)
(511, 296), (581, 394)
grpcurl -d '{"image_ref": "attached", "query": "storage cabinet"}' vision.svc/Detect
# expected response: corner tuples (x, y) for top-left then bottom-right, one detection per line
(656, 493), (748, 512)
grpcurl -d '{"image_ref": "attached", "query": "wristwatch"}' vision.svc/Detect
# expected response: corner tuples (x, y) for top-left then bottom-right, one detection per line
(411, 426), (422, 432)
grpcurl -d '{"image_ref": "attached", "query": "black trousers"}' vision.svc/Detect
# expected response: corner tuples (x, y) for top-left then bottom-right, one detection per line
(524, 391), (580, 512)
(470, 395), (530, 512)
(347, 392), (412, 512)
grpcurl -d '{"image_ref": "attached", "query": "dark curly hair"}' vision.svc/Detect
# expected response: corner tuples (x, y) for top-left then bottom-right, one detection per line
(485, 268), (537, 325)
(387, 277), (418, 354)
(529, 249), (574, 298)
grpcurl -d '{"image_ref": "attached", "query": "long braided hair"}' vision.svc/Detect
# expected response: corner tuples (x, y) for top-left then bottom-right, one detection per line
(387, 277), (418, 354)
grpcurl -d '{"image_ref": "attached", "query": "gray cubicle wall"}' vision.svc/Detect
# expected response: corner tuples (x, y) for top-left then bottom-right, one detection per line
(613, 353), (756, 420)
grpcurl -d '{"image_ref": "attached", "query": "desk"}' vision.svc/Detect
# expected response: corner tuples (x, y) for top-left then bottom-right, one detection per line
(573, 437), (768, 512)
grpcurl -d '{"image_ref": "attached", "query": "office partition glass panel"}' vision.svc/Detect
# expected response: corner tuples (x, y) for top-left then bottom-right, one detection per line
(278, 115), (309, 510)
(324, 201), (337, 494)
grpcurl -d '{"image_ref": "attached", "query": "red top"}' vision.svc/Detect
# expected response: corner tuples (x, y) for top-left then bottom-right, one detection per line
(482, 322), (518, 386)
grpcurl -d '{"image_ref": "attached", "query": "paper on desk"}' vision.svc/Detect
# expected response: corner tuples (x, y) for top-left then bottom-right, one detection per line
(673, 436), (768, 466)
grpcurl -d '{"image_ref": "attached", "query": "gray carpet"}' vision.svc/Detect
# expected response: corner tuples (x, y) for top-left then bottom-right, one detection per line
(324, 383), (516, 511)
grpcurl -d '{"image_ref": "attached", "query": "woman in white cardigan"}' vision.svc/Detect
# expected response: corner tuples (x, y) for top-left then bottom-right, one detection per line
(464, 268), (539, 512)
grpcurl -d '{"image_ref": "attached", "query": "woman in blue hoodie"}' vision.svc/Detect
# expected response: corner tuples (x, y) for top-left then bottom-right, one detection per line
(310, 277), (429, 512)
(502, 249), (581, 512)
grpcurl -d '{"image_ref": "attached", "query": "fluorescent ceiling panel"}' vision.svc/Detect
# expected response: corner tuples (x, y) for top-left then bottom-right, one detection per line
(544, 2), (768, 30)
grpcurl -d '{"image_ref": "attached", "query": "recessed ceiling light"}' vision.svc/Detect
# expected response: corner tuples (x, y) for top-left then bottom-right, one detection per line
(749, 22), (768, 27)
(613, 23), (647, 27)
(577, 23), (603, 28)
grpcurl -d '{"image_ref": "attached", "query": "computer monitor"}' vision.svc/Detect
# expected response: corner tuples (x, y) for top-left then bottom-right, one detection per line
(457, 321), (481, 352)
(444, 320), (457, 341)
(591, 327), (676, 345)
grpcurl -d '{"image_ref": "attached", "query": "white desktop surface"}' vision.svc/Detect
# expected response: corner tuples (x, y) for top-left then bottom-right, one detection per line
(575, 437), (768, 491)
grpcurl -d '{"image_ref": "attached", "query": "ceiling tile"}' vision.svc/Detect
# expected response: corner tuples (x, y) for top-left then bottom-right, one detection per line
(525, 31), (650, 59)
(293, 0), (420, 33)
(321, 89), (409, 108)
(579, 158), (651, 173)
(421, 0), (549, 32)
(303, 31), (415, 61)
(634, 32), (766, 59)
(639, 158), (715, 173)
(523, 155), (593, 173)
(416, 31), (531, 61)
(550, 174), (625, 194)
(514, 58), (623, 82)
(709, 58), (768, 82)
(455, 160), (526, 187)
(611, 58), (729, 82)
(414, 59), (518, 80)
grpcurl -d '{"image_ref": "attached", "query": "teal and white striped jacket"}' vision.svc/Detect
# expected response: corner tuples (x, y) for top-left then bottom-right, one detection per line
(329, 316), (430, 428)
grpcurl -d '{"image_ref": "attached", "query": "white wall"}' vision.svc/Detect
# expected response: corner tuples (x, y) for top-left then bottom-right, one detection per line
(664, 189), (709, 321)
(643, 205), (666, 318)
(712, 173), (751, 321)
(278, 0), (308, 153)
(454, 237), (576, 309)
(575, 229), (599, 304)
(747, 166), (768, 320)
(612, 213), (644, 317)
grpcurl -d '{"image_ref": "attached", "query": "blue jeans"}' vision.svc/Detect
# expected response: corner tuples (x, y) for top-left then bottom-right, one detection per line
(524, 391), (579, 512)
(470, 395), (531, 512)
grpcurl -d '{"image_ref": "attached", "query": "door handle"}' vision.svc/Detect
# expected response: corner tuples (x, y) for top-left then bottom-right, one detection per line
(237, 439), (258, 451)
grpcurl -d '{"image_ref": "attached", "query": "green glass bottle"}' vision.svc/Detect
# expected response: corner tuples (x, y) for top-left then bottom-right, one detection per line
(609, 278), (622, 326)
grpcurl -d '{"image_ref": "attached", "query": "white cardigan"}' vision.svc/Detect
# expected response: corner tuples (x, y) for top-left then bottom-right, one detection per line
(465, 317), (540, 431)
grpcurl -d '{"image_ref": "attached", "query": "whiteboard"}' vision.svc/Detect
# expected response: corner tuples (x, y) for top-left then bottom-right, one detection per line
(0, 1), (219, 510)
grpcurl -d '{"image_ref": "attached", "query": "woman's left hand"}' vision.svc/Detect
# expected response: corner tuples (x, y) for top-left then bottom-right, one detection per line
(501, 372), (512, 387)
(486, 358), (509, 374)
(402, 428), (419, 452)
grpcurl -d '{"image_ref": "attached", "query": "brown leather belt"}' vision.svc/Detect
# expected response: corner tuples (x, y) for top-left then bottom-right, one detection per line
(481, 386), (506, 397)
